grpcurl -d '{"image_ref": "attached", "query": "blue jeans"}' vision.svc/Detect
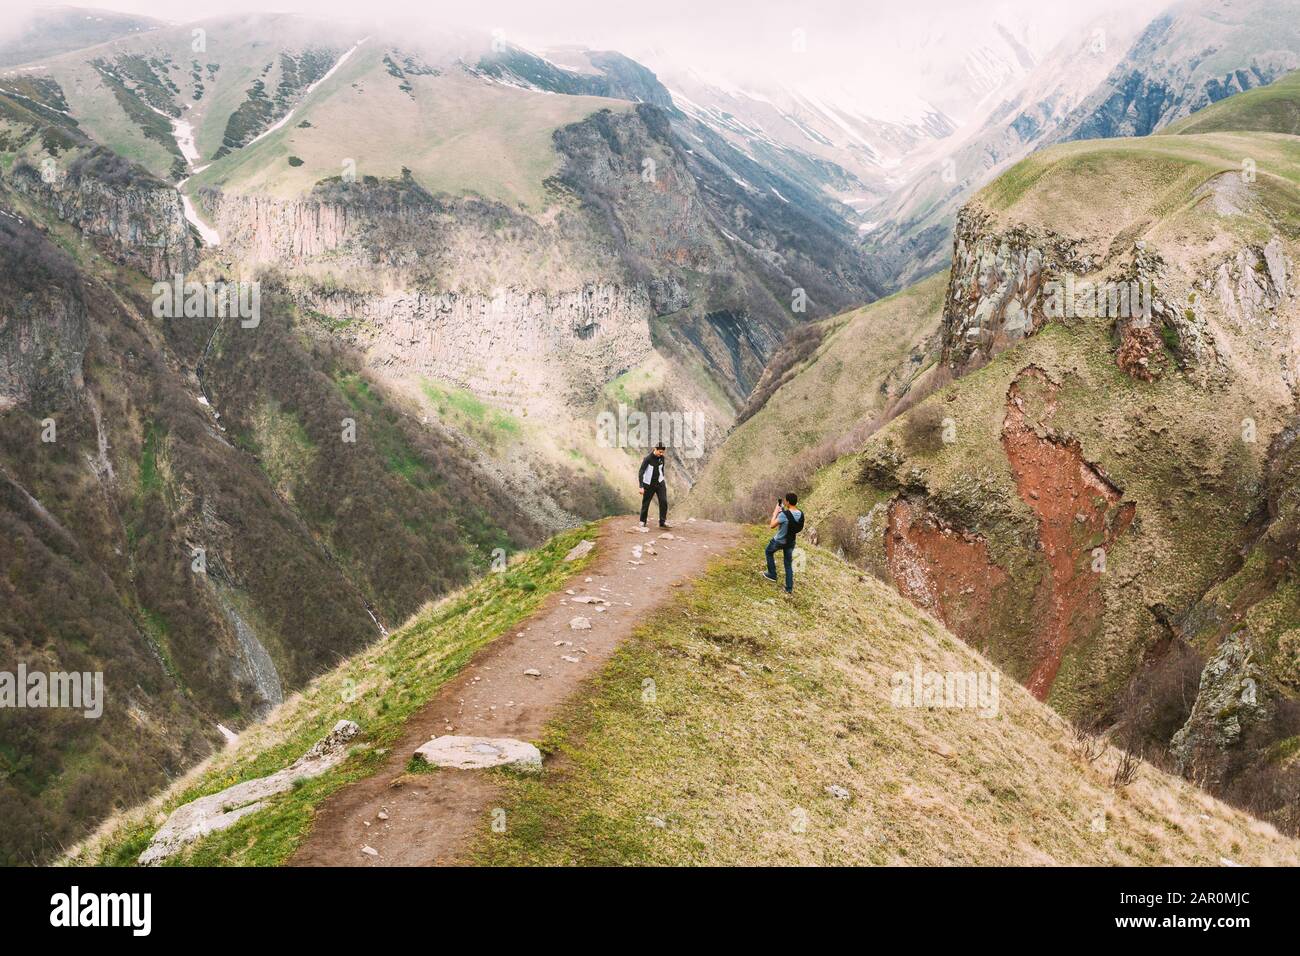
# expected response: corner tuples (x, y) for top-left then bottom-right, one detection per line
(765, 538), (794, 592)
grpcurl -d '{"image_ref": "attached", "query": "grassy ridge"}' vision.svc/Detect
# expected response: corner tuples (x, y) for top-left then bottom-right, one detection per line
(1164, 71), (1300, 137)
(472, 531), (1298, 866)
(70, 523), (599, 867)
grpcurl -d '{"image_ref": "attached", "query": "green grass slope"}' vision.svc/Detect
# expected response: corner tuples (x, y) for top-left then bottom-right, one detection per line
(473, 530), (1298, 865)
(979, 130), (1300, 231)
(191, 53), (626, 209)
(70, 524), (1300, 867)
(68, 523), (598, 867)
(13, 13), (626, 209)
(1163, 70), (1300, 137)
(687, 271), (946, 519)
(20, 14), (364, 181)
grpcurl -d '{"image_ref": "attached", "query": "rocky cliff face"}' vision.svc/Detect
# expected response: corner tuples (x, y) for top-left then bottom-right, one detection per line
(553, 103), (880, 401)
(838, 164), (1300, 833)
(0, 215), (88, 410)
(10, 150), (194, 281)
(472, 47), (676, 110)
(206, 180), (659, 414)
(1056, 0), (1300, 143)
(205, 102), (864, 420)
(941, 207), (1086, 370)
(301, 284), (652, 408)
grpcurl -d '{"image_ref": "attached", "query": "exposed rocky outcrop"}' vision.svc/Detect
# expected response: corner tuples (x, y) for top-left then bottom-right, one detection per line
(1214, 238), (1292, 327)
(9, 150), (194, 281)
(942, 205), (1212, 384)
(553, 104), (872, 400)
(1171, 635), (1275, 783)
(941, 206), (1088, 370)
(139, 719), (361, 864)
(413, 735), (541, 771)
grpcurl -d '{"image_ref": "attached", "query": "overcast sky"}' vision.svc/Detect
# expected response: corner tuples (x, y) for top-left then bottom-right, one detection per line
(11, 0), (1153, 97)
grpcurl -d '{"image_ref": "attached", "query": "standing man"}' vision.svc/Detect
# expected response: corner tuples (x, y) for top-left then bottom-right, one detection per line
(762, 493), (803, 594)
(638, 442), (670, 530)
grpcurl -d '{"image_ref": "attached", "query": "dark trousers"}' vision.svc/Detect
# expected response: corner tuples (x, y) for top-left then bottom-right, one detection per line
(765, 538), (794, 592)
(639, 483), (668, 525)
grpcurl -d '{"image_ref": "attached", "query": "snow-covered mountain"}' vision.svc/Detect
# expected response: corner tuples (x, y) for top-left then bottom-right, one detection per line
(1055, 0), (1300, 141)
(859, 1), (1165, 288)
(606, 8), (1124, 245)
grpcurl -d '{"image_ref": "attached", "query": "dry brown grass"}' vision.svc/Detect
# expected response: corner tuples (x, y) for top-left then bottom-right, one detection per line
(474, 534), (1300, 866)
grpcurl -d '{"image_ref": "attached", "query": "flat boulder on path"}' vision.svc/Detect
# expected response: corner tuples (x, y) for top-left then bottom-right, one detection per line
(414, 736), (542, 772)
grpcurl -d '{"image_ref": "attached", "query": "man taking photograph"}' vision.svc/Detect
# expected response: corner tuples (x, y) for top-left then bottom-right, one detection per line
(762, 493), (803, 594)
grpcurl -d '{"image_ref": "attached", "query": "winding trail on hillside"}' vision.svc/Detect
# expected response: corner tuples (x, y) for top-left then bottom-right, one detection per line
(290, 516), (743, 866)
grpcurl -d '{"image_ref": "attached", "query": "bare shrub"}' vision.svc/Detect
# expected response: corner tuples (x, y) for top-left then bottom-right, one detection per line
(1071, 721), (1106, 766)
(1114, 636), (1204, 766)
(1109, 721), (1146, 789)
(1111, 745), (1141, 789)
(821, 513), (866, 563)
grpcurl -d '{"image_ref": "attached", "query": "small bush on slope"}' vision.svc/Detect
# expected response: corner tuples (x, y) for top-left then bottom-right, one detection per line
(68, 524), (599, 867)
(473, 531), (1298, 866)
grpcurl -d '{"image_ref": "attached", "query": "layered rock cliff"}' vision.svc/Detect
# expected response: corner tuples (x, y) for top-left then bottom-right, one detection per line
(299, 284), (653, 408)
(941, 207), (1087, 369)
(10, 148), (194, 281)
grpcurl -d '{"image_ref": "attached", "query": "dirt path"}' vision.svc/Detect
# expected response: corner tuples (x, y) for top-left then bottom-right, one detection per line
(290, 516), (743, 866)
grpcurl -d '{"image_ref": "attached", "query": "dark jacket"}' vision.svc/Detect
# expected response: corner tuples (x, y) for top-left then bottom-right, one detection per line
(638, 453), (665, 488)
